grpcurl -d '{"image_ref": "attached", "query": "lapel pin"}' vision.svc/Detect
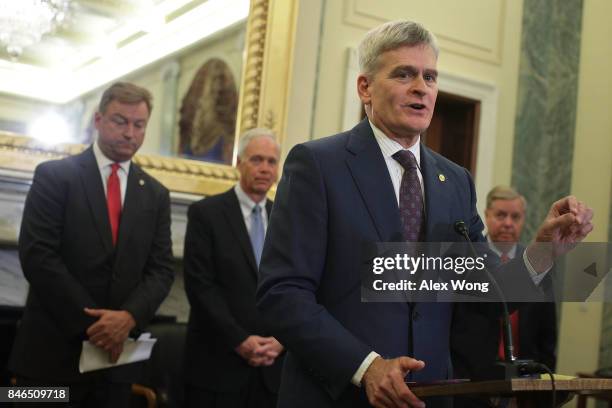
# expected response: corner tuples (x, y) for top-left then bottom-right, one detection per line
(139, 179), (145, 186)
(438, 174), (446, 182)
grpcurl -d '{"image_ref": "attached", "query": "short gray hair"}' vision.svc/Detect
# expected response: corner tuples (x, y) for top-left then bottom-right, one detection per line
(237, 127), (279, 159)
(486, 185), (527, 211)
(358, 20), (439, 76)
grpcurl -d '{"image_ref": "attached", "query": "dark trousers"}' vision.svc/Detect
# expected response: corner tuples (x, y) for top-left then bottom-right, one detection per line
(186, 371), (277, 408)
(13, 375), (131, 408)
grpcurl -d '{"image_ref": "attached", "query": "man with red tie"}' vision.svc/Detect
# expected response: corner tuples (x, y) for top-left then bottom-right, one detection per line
(485, 186), (557, 368)
(10, 82), (174, 408)
(452, 186), (557, 407)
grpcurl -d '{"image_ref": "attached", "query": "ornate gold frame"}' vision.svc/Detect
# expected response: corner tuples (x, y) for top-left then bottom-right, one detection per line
(0, 0), (298, 197)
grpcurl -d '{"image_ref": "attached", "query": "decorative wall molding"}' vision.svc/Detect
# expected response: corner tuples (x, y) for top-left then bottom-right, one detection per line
(0, 0), (295, 198)
(236, 0), (269, 140)
(342, 0), (506, 65)
(235, 0), (298, 163)
(437, 71), (498, 215)
(0, 132), (239, 196)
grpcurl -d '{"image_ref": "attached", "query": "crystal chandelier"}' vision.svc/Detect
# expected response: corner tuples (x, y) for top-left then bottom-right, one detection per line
(0, 0), (71, 59)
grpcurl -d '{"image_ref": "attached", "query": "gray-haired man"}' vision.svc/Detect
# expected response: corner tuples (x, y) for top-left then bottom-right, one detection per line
(183, 128), (284, 408)
(256, 20), (592, 408)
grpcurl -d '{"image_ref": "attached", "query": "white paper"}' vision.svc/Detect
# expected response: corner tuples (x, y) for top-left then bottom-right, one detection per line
(79, 333), (157, 373)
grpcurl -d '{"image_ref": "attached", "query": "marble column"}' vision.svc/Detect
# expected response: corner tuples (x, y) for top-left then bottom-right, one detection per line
(511, 0), (583, 240)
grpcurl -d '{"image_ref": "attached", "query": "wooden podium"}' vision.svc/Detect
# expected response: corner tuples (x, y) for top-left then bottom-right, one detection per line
(411, 378), (612, 407)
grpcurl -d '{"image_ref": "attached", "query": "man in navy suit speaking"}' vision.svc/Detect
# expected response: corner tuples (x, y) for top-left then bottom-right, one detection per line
(256, 21), (593, 408)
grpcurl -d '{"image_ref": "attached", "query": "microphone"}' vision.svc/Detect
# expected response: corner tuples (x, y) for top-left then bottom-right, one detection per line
(454, 221), (514, 364)
(454, 220), (522, 379)
(453, 220), (469, 237)
(455, 221), (557, 405)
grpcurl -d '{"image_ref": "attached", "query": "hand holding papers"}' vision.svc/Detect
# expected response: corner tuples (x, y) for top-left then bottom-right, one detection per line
(79, 333), (156, 373)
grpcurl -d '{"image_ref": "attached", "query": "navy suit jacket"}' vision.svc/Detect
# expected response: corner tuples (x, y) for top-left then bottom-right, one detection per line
(257, 120), (490, 407)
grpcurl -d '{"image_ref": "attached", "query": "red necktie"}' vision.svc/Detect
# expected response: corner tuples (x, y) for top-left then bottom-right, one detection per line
(107, 163), (121, 246)
(498, 252), (520, 360)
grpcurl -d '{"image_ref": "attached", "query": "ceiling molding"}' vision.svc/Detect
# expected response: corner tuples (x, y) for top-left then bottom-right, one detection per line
(0, 0), (249, 104)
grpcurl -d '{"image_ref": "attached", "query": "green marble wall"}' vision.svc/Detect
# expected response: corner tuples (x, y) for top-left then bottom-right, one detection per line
(511, 0), (583, 241)
(511, 0), (612, 388)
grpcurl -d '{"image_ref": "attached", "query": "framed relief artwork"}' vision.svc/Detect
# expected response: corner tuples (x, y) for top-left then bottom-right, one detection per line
(0, 0), (297, 197)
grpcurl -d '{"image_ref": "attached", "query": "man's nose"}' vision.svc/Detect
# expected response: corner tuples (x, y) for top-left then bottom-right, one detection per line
(410, 76), (427, 96)
(260, 160), (274, 173)
(123, 123), (136, 138)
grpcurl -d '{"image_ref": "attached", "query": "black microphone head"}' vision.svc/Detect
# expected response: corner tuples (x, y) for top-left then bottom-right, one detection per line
(454, 220), (468, 236)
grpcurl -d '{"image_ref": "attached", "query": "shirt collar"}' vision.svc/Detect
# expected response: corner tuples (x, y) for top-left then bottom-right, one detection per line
(234, 183), (265, 215)
(486, 235), (517, 258)
(369, 120), (421, 167)
(93, 141), (131, 174)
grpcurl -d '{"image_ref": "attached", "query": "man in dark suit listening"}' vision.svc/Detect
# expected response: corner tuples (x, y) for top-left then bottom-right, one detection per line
(10, 82), (174, 407)
(183, 128), (284, 408)
(452, 186), (557, 407)
(256, 20), (592, 408)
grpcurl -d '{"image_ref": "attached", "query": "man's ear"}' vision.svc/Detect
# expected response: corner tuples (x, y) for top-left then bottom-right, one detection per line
(357, 74), (371, 105)
(93, 111), (102, 131)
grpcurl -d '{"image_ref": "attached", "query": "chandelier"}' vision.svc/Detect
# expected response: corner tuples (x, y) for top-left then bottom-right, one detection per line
(0, 0), (72, 59)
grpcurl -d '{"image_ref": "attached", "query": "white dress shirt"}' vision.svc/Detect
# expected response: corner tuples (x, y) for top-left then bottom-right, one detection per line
(93, 141), (130, 206)
(487, 236), (518, 260)
(370, 120), (424, 204)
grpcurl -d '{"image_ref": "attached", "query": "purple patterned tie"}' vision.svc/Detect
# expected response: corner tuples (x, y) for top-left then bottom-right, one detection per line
(392, 150), (424, 242)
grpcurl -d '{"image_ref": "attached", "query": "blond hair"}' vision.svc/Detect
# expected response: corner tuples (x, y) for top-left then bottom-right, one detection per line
(486, 185), (527, 210)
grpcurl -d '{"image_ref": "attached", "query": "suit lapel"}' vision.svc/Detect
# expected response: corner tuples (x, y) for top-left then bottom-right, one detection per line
(265, 199), (273, 219)
(345, 120), (402, 242)
(78, 147), (113, 253)
(223, 189), (258, 275)
(420, 146), (452, 241)
(114, 163), (144, 263)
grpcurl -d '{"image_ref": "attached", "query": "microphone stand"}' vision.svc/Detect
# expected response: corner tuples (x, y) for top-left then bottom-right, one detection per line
(454, 221), (537, 380)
